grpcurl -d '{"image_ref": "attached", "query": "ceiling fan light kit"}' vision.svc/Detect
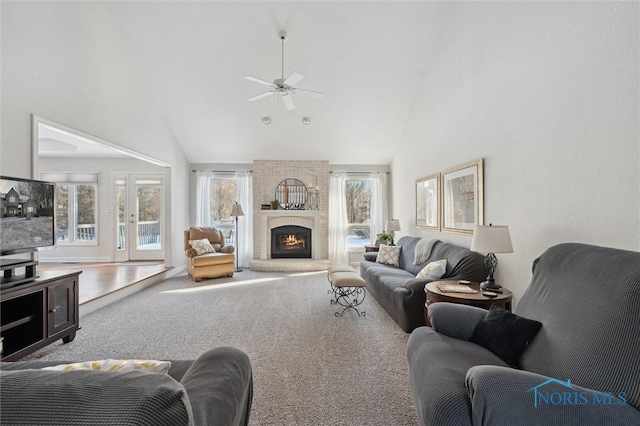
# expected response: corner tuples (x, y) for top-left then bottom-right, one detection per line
(245, 32), (324, 111)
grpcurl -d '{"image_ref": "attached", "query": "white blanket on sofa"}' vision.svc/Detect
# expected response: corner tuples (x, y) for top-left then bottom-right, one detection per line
(413, 238), (441, 265)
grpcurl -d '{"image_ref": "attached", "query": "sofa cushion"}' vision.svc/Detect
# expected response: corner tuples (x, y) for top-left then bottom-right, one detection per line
(469, 305), (542, 367)
(0, 368), (193, 425)
(416, 259), (447, 280)
(376, 244), (401, 266)
(189, 238), (216, 255)
(191, 252), (234, 266)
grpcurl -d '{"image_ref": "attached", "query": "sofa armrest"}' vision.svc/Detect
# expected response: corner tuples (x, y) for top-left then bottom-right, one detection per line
(180, 347), (253, 426)
(220, 246), (235, 254)
(466, 365), (640, 425)
(185, 248), (199, 258)
(428, 303), (487, 340)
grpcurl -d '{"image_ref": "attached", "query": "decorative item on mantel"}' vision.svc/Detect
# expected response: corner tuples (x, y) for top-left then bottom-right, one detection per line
(275, 178), (308, 210)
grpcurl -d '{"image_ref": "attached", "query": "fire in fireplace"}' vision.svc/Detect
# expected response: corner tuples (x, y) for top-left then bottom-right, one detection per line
(271, 225), (312, 259)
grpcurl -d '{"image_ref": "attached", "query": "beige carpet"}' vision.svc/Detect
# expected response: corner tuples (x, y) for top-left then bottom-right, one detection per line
(23, 269), (418, 425)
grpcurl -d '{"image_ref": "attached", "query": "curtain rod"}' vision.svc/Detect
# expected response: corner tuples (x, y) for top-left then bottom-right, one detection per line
(191, 170), (253, 173)
(329, 171), (390, 175)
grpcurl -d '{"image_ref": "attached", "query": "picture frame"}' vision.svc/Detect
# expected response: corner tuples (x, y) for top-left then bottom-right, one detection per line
(415, 173), (440, 230)
(441, 159), (484, 234)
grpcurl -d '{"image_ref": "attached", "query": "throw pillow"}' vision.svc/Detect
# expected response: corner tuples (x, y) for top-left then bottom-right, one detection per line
(416, 259), (447, 280)
(188, 238), (216, 255)
(469, 305), (542, 367)
(42, 359), (171, 374)
(376, 244), (401, 267)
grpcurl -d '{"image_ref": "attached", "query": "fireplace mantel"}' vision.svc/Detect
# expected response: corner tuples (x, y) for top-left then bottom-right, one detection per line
(259, 210), (321, 260)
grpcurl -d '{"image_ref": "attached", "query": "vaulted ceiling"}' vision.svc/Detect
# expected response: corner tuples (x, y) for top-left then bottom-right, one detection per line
(84, 1), (448, 164)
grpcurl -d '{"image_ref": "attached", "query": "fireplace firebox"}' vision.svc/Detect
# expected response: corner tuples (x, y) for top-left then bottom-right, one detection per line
(271, 226), (312, 259)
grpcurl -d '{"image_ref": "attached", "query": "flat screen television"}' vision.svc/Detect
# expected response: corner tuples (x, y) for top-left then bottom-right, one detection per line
(0, 175), (56, 255)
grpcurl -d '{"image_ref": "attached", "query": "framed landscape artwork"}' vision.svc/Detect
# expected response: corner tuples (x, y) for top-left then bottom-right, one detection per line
(415, 173), (440, 230)
(441, 159), (484, 234)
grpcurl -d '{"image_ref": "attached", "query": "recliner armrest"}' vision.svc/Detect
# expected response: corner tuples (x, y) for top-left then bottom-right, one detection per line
(180, 347), (253, 426)
(428, 303), (487, 340)
(220, 246), (235, 254)
(185, 248), (198, 258)
(466, 365), (640, 425)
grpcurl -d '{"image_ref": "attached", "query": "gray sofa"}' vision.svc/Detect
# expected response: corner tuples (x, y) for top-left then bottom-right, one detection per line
(407, 243), (640, 425)
(360, 236), (487, 332)
(0, 346), (253, 426)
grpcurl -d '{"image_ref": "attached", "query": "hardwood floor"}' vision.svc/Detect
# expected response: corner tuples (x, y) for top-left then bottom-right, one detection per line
(38, 262), (171, 305)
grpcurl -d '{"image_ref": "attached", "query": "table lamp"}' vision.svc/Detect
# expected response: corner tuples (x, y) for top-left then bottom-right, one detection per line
(470, 224), (513, 291)
(230, 202), (245, 272)
(385, 219), (401, 246)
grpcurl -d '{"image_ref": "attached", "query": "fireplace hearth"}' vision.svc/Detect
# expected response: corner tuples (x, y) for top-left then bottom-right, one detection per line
(271, 225), (312, 259)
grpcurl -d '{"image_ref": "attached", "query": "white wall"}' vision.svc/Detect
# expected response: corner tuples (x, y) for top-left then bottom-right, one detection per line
(392, 2), (640, 305)
(1, 2), (190, 268)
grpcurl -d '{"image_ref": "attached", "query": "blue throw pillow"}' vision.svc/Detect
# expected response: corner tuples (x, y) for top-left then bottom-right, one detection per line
(469, 305), (542, 367)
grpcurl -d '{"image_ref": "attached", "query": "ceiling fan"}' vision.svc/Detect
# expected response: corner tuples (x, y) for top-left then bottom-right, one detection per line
(245, 32), (324, 111)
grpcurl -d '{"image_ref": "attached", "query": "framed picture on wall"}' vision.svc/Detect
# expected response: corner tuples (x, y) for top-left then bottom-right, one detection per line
(441, 159), (484, 234)
(415, 173), (440, 230)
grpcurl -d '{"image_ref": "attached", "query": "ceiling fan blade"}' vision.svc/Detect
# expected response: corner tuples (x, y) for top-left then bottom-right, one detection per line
(294, 88), (324, 100)
(284, 72), (304, 86)
(282, 93), (296, 110)
(248, 91), (275, 102)
(245, 76), (274, 87)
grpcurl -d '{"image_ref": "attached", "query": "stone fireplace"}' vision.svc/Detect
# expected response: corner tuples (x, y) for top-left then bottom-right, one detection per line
(252, 160), (330, 266)
(271, 225), (311, 259)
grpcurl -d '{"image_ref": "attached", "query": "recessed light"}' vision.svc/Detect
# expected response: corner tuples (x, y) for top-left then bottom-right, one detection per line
(302, 117), (311, 125)
(262, 117), (271, 125)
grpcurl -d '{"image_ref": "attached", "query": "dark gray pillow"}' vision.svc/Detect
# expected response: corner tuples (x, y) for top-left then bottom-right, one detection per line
(0, 369), (193, 425)
(469, 305), (542, 367)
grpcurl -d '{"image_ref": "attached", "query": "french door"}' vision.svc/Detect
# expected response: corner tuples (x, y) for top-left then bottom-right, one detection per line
(114, 174), (164, 261)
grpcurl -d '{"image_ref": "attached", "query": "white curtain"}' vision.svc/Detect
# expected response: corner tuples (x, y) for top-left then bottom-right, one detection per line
(195, 172), (212, 227)
(236, 171), (253, 268)
(369, 172), (388, 245)
(329, 172), (349, 266)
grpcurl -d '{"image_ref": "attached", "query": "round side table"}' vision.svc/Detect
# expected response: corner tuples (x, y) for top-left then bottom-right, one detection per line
(424, 280), (513, 326)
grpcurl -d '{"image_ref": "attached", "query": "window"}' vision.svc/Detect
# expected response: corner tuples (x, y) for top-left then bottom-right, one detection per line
(211, 178), (237, 243)
(345, 179), (372, 248)
(56, 183), (98, 244)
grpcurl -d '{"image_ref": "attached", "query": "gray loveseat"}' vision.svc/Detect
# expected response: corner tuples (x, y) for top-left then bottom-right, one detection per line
(407, 243), (640, 425)
(0, 346), (253, 426)
(360, 236), (487, 332)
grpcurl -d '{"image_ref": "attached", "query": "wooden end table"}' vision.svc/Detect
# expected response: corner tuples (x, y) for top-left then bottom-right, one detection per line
(364, 245), (380, 253)
(424, 280), (513, 326)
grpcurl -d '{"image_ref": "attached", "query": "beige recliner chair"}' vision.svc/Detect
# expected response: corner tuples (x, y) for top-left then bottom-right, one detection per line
(184, 227), (236, 281)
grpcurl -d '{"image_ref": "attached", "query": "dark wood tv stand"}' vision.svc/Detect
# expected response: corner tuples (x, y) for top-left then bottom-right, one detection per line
(0, 270), (81, 361)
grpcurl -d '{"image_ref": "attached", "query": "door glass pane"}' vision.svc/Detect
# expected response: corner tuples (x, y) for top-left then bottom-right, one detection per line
(136, 184), (162, 250)
(53, 286), (70, 328)
(56, 184), (69, 242)
(116, 183), (126, 251)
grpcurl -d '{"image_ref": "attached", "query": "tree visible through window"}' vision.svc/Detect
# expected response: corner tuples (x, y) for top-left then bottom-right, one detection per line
(346, 179), (371, 248)
(211, 178), (237, 243)
(56, 183), (97, 243)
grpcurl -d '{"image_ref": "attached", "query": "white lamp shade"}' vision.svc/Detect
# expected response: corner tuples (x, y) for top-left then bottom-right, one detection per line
(385, 219), (401, 232)
(230, 203), (245, 217)
(470, 225), (513, 254)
